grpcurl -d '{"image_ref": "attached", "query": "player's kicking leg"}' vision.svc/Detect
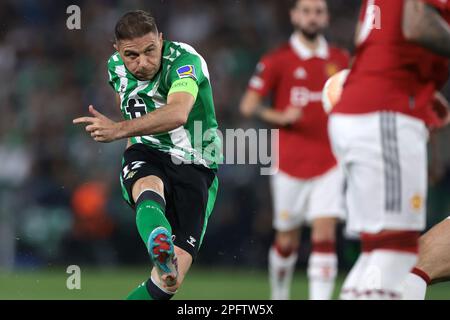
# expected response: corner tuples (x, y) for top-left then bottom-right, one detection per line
(402, 217), (450, 300)
(308, 217), (338, 300)
(126, 175), (182, 299)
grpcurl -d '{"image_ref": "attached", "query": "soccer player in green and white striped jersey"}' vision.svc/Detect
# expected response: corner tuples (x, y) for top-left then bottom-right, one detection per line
(74, 10), (221, 300)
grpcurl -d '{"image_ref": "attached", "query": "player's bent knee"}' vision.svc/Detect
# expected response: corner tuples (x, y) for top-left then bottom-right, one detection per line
(275, 229), (299, 254)
(132, 175), (164, 202)
(311, 227), (336, 243)
(311, 218), (337, 242)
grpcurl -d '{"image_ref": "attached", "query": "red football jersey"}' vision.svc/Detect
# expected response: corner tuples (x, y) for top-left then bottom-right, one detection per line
(333, 0), (449, 124)
(422, 0), (450, 11)
(249, 35), (349, 179)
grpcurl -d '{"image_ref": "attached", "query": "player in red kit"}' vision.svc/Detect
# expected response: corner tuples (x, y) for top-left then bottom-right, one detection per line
(328, 0), (450, 300)
(401, 0), (450, 300)
(240, 0), (349, 300)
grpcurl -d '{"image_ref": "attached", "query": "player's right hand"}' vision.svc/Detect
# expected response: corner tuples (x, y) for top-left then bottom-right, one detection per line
(73, 105), (123, 143)
(280, 105), (302, 126)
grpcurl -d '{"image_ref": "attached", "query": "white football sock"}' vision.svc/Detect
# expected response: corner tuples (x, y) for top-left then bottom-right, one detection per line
(268, 246), (298, 300)
(307, 252), (337, 300)
(340, 252), (370, 300)
(401, 270), (428, 300)
(357, 250), (417, 300)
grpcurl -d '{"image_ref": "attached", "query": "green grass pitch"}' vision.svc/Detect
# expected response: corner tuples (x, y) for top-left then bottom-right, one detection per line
(0, 267), (449, 300)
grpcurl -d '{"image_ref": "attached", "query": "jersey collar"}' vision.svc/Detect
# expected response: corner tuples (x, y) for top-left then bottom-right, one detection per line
(289, 33), (329, 60)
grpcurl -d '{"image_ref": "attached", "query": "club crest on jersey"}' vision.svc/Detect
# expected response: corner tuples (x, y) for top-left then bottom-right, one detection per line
(294, 67), (307, 79)
(176, 65), (197, 80)
(325, 63), (339, 78)
(410, 194), (424, 212)
(125, 170), (137, 180)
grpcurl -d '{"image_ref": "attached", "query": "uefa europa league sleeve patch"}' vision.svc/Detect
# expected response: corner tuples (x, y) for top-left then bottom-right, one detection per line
(176, 65), (197, 81)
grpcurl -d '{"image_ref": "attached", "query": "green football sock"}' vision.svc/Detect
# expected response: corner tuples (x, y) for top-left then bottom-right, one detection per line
(126, 190), (173, 300)
(126, 282), (153, 300)
(135, 193), (171, 251)
(126, 278), (175, 300)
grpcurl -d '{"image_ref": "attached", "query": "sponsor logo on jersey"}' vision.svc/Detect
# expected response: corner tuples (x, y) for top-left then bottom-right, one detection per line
(176, 65), (197, 80)
(290, 86), (323, 107)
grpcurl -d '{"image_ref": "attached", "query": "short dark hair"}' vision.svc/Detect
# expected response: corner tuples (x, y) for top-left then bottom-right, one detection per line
(115, 10), (158, 41)
(290, 0), (327, 9)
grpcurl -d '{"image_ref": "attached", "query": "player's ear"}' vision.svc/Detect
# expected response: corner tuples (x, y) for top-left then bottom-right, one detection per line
(159, 32), (163, 43)
(290, 5), (299, 26)
(113, 42), (119, 52)
(324, 13), (330, 28)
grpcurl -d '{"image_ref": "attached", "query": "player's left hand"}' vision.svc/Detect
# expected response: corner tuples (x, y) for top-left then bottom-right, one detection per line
(73, 105), (123, 143)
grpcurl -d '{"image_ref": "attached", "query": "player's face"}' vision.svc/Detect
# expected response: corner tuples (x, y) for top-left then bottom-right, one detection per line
(290, 0), (329, 40)
(115, 32), (163, 81)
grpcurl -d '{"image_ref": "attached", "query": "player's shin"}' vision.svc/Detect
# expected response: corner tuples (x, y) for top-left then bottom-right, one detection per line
(307, 241), (337, 300)
(135, 190), (172, 248)
(127, 189), (177, 298)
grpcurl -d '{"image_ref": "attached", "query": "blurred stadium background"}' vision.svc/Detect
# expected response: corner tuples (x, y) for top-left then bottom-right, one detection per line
(0, 0), (449, 299)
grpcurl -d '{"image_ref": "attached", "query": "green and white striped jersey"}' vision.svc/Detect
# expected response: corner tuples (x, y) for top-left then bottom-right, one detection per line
(108, 40), (221, 170)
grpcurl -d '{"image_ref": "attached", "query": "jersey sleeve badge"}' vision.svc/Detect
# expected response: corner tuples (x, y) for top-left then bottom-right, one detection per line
(176, 65), (197, 80)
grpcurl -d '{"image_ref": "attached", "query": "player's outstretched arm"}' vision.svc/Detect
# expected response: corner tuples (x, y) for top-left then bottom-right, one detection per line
(73, 92), (194, 143)
(119, 91), (194, 138)
(403, 0), (450, 57)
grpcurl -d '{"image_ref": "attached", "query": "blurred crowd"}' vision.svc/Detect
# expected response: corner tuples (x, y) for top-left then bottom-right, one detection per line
(0, 0), (449, 272)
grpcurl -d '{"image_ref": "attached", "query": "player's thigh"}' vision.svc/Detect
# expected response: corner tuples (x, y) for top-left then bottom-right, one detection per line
(307, 165), (345, 227)
(395, 113), (428, 229)
(330, 112), (427, 234)
(417, 217), (450, 282)
(328, 113), (380, 233)
(120, 144), (169, 208)
(270, 170), (309, 232)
